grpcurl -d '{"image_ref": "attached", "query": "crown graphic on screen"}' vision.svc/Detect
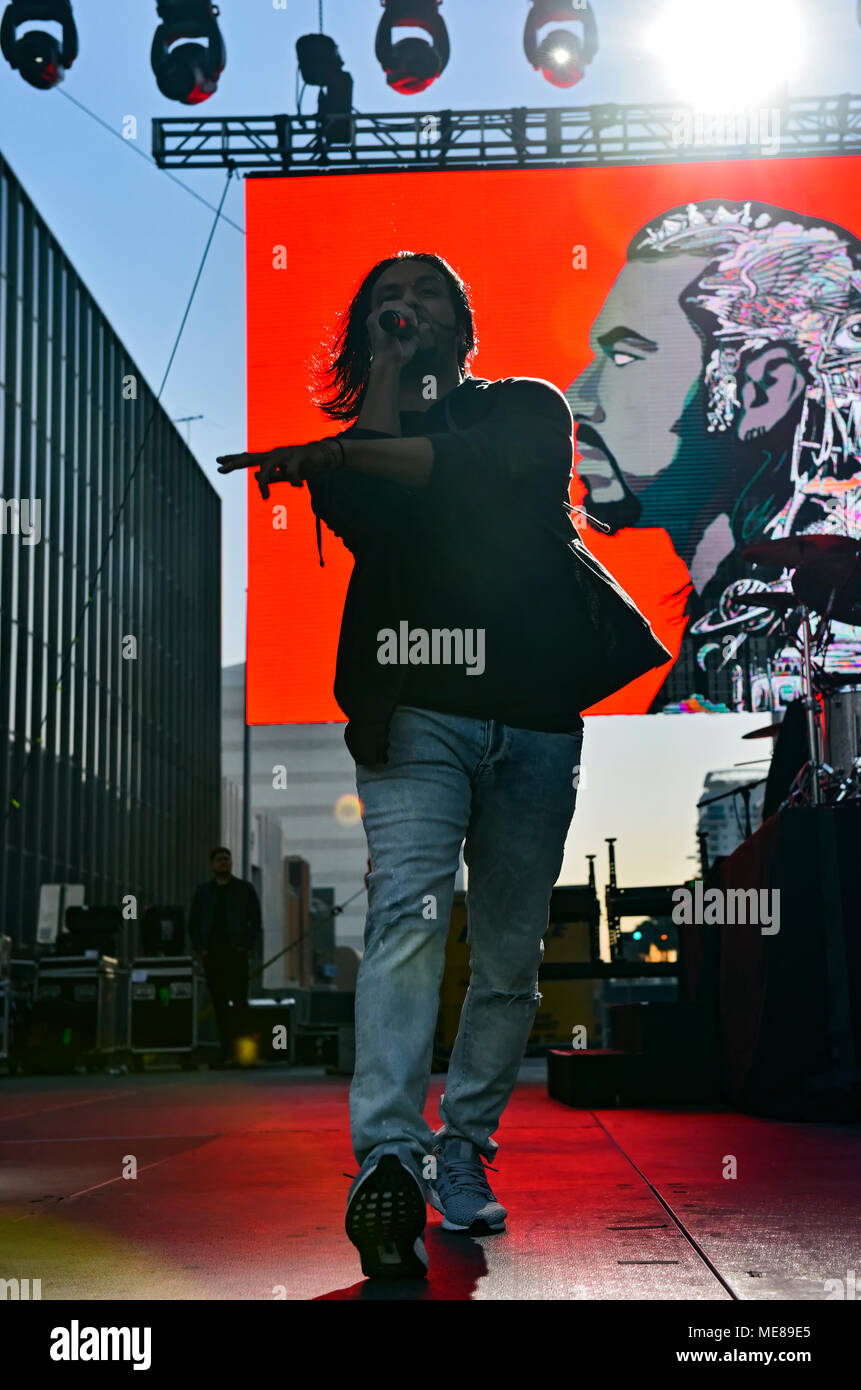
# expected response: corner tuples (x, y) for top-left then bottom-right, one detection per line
(636, 201), (774, 255)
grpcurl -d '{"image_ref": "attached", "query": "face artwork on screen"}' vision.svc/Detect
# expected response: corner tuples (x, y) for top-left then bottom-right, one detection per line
(244, 164), (861, 725)
(565, 199), (861, 715)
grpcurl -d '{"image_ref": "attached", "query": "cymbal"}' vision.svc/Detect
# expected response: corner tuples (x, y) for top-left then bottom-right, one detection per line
(742, 723), (783, 740)
(793, 551), (861, 626)
(741, 535), (859, 568)
(793, 545), (861, 588)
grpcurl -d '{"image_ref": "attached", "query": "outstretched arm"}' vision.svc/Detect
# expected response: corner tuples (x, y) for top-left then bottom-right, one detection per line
(216, 433), (434, 497)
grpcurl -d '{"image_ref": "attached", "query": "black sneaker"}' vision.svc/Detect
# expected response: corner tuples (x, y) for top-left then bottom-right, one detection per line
(345, 1144), (430, 1280)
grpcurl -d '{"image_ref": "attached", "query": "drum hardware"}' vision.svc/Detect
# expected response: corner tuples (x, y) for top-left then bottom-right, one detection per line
(744, 590), (797, 614)
(739, 536), (861, 808)
(799, 604), (825, 807)
(822, 685), (861, 795)
(833, 757), (861, 804)
(780, 756), (841, 811)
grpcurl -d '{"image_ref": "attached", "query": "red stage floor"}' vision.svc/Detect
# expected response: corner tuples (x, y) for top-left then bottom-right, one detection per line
(1, 1060), (858, 1301)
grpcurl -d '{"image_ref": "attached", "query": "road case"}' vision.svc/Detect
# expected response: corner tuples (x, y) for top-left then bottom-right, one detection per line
(128, 956), (200, 1056)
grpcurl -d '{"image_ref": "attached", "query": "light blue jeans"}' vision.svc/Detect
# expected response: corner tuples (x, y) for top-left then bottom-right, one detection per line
(350, 704), (583, 1169)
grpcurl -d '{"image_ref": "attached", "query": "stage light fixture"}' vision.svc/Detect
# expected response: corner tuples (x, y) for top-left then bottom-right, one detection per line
(523, 1), (598, 90)
(0, 0), (78, 90)
(295, 32), (354, 145)
(644, 0), (804, 108)
(151, 0), (225, 105)
(375, 0), (450, 97)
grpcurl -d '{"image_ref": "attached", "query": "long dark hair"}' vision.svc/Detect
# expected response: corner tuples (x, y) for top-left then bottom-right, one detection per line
(312, 251), (478, 423)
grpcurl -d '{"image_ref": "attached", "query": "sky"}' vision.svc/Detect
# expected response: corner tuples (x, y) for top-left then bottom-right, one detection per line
(1, 0), (859, 889)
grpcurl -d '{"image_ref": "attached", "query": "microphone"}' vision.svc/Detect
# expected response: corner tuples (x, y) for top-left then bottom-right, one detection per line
(379, 309), (410, 333)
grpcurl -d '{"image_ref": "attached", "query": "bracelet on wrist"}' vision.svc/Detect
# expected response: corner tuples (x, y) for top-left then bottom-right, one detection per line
(321, 437), (347, 472)
(302, 437), (346, 480)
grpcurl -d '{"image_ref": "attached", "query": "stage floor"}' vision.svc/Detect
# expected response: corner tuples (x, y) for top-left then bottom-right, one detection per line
(1, 1059), (858, 1301)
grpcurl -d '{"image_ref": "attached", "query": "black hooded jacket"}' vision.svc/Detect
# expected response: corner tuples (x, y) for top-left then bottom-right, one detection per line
(306, 375), (672, 765)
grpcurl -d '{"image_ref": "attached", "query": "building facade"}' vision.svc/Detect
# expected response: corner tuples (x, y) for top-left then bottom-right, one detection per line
(697, 767), (767, 864)
(0, 151), (221, 948)
(221, 663), (369, 953)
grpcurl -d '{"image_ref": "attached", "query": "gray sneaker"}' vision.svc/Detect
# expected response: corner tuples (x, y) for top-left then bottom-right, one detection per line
(427, 1133), (507, 1233)
(345, 1143), (430, 1280)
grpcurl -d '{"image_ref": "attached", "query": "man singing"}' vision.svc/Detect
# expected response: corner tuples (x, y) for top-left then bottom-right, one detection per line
(218, 251), (669, 1281)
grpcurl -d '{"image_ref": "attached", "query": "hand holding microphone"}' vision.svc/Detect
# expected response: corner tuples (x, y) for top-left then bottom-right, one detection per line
(366, 298), (433, 370)
(378, 309), (410, 333)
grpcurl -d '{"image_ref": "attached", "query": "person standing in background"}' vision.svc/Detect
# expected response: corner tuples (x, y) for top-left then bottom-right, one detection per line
(188, 847), (262, 1068)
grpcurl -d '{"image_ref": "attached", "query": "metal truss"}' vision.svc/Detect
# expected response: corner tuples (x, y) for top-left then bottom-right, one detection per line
(152, 95), (861, 174)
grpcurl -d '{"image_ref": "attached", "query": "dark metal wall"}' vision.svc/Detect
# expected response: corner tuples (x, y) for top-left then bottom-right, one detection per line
(0, 152), (221, 948)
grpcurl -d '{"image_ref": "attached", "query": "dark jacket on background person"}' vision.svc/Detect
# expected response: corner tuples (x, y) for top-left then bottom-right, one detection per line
(187, 876), (262, 953)
(307, 375), (672, 766)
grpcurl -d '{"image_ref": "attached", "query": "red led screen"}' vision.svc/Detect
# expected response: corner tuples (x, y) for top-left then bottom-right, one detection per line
(244, 158), (861, 724)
